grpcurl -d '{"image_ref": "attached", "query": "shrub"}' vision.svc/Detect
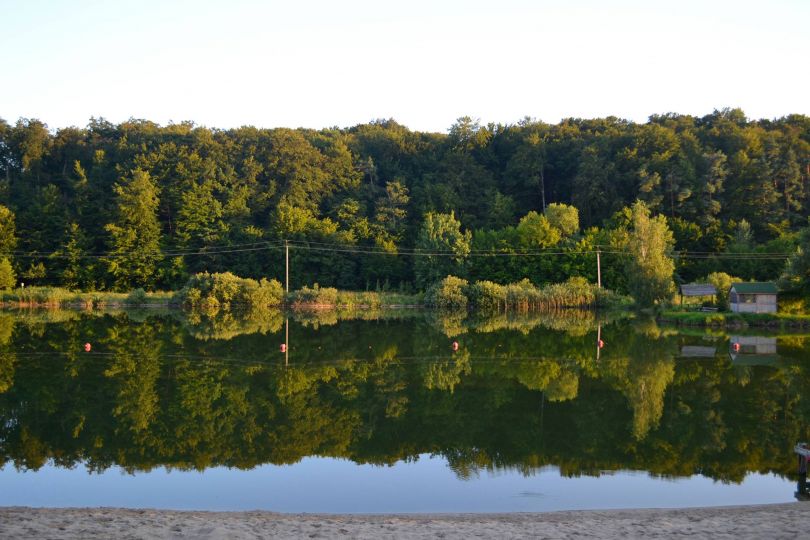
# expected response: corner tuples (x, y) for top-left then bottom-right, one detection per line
(127, 288), (148, 305)
(293, 283), (339, 305)
(466, 280), (506, 311)
(178, 272), (284, 312)
(425, 275), (469, 310)
(237, 278), (285, 308)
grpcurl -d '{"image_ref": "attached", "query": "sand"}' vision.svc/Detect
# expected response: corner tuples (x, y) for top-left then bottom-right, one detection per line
(0, 504), (808, 539)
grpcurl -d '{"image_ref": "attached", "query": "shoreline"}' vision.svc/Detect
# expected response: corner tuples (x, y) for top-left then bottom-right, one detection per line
(1, 503), (807, 539)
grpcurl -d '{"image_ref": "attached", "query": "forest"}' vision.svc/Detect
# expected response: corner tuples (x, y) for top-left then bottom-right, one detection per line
(0, 109), (809, 297)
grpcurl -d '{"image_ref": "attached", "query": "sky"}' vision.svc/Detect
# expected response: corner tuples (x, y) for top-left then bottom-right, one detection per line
(1, 0), (808, 133)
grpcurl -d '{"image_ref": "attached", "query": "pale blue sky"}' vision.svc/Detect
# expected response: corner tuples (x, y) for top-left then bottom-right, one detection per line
(1, 0), (807, 132)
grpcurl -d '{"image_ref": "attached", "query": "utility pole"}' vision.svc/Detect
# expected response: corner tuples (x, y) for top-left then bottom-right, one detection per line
(285, 239), (289, 294)
(596, 248), (602, 289)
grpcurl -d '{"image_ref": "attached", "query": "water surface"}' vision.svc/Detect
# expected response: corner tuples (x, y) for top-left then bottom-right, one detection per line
(0, 309), (807, 512)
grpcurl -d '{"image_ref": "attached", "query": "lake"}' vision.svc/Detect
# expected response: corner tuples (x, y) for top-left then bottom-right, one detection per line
(0, 309), (807, 512)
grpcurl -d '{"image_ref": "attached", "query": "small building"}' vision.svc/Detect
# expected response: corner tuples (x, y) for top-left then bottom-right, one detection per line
(678, 283), (717, 306)
(729, 282), (778, 313)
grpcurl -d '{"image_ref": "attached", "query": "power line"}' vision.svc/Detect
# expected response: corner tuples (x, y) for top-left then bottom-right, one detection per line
(0, 235), (796, 261)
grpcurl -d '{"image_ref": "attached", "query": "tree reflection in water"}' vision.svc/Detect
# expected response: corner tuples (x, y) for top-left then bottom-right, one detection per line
(0, 308), (808, 485)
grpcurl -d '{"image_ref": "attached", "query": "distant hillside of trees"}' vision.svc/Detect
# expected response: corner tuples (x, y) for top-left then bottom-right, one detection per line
(0, 109), (808, 293)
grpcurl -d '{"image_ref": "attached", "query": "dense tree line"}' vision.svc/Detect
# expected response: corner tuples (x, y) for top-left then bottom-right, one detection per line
(0, 110), (808, 293)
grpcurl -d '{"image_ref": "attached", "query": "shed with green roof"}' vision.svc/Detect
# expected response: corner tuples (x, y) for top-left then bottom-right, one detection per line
(729, 282), (778, 313)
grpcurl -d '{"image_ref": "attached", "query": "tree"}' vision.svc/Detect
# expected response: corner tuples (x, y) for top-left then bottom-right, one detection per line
(0, 205), (17, 253)
(414, 211), (471, 288)
(705, 272), (741, 311)
(516, 211), (561, 248)
(782, 222), (810, 293)
(0, 257), (15, 289)
(375, 180), (409, 238)
(624, 201), (676, 306)
(544, 203), (579, 237)
(105, 169), (162, 289)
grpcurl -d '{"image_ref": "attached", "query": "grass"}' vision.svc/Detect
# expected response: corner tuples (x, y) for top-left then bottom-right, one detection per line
(1, 287), (175, 308)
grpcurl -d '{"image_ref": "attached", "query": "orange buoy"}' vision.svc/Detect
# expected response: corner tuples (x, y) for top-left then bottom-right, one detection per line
(84, 343), (92, 352)
(597, 339), (604, 349)
(280, 344), (287, 353)
(451, 341), (459, 351)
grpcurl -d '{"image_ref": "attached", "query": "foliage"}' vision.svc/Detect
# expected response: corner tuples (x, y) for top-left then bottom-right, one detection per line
(465, 280), (507, 311)
(414, 212), (471, 289)
(424, 275), (469, 310)
(544, 202), (579, 237)
(0, 258), (15, 290)
(104, 168), (162, 290)
(0, 112), (807, 294)
(291, 283), (339, 306)
(428, 275), (628, 312)
(178, 272), (284, 313)
(624, 201), (676, 307)
(782, 222), (810, 294)
(705, 272), (741, 310)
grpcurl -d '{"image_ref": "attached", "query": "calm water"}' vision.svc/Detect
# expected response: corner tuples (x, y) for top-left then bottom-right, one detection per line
(0, 309), (807, 512)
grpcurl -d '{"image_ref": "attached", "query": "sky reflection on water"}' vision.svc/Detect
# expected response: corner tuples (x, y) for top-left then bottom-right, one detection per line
(0, 456), (795, 512)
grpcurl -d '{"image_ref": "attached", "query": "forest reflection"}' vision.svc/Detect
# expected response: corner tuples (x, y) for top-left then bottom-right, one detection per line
(0, 309), (808, 483)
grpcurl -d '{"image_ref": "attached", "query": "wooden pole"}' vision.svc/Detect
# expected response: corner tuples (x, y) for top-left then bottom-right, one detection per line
(596, 324), (602, 361)
(285, 317), (289, 367)
(285, 239), (289, 294)
(596, 249), (602, 289)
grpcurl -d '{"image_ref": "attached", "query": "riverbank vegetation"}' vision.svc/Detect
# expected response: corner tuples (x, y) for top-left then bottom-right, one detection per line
(425, 275), (630, 311)
(0, 111), (808, 310)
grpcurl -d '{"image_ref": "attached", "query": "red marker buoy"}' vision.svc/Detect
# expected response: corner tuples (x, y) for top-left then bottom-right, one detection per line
(597, 339), (604, 349)
(84, 343), (92, 352)
(280, 344), (287, 353)
(451, 341), (459, 351)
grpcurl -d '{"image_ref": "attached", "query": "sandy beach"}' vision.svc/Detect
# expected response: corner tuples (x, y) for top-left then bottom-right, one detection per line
(0, 503), (807, 539)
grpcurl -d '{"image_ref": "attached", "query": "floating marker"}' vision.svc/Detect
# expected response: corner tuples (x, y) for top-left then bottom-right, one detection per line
(280, 344), (287, 353)
(452, 341), (459, 351)
(84, 343), (92, 352)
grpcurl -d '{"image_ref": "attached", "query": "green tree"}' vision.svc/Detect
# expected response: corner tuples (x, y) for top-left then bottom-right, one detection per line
(0, 257), (15, 289)
(782, 222), (810, 293)
(625, 201), (676, 306)
(105, 169), (162, 289)
(414, 211), (471, 288)
(544, 203), (579, 237)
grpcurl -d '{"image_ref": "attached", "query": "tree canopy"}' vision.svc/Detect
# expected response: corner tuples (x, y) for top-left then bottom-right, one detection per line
(0, 111), (807, 297)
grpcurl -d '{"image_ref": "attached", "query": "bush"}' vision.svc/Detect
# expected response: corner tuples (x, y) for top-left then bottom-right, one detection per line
(292, 283), (338, 305)
(425, 276), (469, 310)
(178, 272), (284, 312)
(237, 278), (285, 308)
(463, 276), (628, 311)
(465, 280), (506, 311)
(127, 288), (148, 305)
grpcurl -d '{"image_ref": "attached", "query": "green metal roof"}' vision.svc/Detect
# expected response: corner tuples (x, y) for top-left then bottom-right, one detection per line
(731, 282), (778, 294)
